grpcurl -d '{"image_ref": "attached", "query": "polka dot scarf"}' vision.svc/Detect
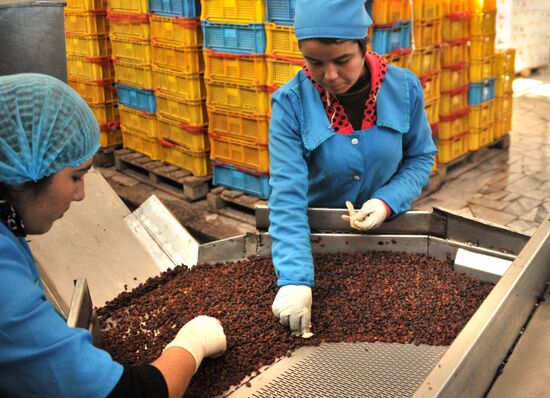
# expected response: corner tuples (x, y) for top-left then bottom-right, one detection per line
(303, 51), (389, 134)
(0, 196), (26, 237)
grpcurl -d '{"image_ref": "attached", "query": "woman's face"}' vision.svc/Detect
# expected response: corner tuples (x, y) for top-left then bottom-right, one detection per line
(10, 158), (93, 235)
(300, 39), (365, 95)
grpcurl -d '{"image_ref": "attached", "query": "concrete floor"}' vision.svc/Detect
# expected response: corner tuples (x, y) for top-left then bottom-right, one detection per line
(415, 67), (550, 236)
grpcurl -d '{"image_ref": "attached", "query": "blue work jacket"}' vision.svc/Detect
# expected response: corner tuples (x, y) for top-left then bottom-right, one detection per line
(268, 65), (438, 287)
(0, 222), (123, 397)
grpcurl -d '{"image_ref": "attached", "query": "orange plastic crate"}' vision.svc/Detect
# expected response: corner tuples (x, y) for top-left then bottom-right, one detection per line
(150, 15), (202, 46)
(209, 132), (269, 173)
(159, 138), (211, 176)
(441, 0), (470, 14)
(413, 0), (442, 20)
(372, 0), (411, 24)
(64, 9), (108, 35)
(68, 77), (117, 104)
(204, 49), (267, 85)
(157, 115), (209, 151)
(470, 10), (496, 36)
(207, 107), (269, 145)
(470, 0), (496, 12)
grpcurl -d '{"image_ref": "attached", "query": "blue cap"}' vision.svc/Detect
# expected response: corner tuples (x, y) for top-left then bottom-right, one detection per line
(294, 0), (373, 41)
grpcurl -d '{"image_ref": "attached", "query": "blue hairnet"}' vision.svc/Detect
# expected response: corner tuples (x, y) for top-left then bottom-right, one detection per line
(0, 73), (99, 186)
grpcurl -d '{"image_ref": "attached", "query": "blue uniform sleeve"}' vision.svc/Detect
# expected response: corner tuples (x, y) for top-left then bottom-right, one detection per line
(0, 231), (123, 398)
(372, 70), (438, 214)
(268, 89), (315, 287)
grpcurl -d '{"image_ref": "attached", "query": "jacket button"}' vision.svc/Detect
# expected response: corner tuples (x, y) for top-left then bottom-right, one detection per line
(353, 175), (361, 180)
(351, 138), (359, 145)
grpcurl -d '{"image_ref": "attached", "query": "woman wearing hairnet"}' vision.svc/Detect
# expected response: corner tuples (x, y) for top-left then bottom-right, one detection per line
(270, 0), (438, 335)
(0, 74), (226, 397)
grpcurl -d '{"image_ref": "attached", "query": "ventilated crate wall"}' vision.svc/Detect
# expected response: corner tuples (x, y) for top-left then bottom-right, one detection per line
(65, 0), (121, 148)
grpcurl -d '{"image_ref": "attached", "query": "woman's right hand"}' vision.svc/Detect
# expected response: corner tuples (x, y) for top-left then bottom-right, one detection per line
(163, 315), (227, 372)
(272, 285), (312, 336)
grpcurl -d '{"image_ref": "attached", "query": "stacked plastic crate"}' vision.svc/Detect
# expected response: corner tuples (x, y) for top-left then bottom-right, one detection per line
(493, 48), (514, 139)
(65, 0), (120, 149)
(107, 1), (157, 160)
(202, 0), (270, 198)
(439, 0), (471, 163)
(149, 1), (209, 177)
(468, 0), (497, 151)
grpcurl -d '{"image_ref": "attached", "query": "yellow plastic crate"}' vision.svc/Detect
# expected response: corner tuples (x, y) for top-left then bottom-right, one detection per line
(413, 17), (442, 48)
(266, 23), (301, 59)
(150, 15), (202, 46)
(469, 56), (493, 82)
(111, 37), (151, 65)
(159, 138), (211, 176)
(88, 101), (119, 126)
(494, 49), (515, 76)
(65, 34), (111, 57)
(470, 35), (495, 60)
(108, 11), (150, 39)
(470, 11), (496, 36)
(122, 126), (161, 160)
(413, 0), (442, 20)
(468, 123), (494, 150)
(109, 0), (148, 14)
(420, 72), (441, 104)
(470, 0), (496, 12)
(152, 65), (205, 100)
(441, 40), (469, 67)
(441, 62), (468, 92)
(494, 114), (511, 139)
(152, 42), (204, 74)
(424, 97), (440, 125)
(66, 0), (107, 10)
(495, 74), (513, 97)
(469, 99), (495, 129)
(372, 0), (411, 24)
(438, 132), (469, 163)
(383, 50), (411, 68)
(494, 94), (513, 119)
(206, 79), (270, 115)
(209, 133), (269, 173)
(113, 59), (153, 89)
(68, 77), (117, 104)
(66, 54), (114, 80)
(119, 104), (157, 137)
(99, 128), (122, 148)
(409, 46), (440, 77)
(267, 55), (303, 87)
(157, 117), (208, 152)
(208, 107), (269, 145)
(440, 85), (468, 116)
(442, 13), (470, 42)
(157, 115), (208, 151)
(439, 107), (469, 140)
(156, 91), (207, 125)
(204, 49), (267, 85)
(201, 0), (265, 23)
(441, 0), (470, 14)
(64, 9), (109, 35)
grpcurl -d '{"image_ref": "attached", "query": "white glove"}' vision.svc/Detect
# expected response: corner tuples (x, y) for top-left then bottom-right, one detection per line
(164, 315), (227, 372)
(272, 285), (312, 334)
(341, 199), (388, 231)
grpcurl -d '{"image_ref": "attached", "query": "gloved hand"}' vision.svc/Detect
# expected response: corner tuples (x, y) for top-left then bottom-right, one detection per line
(341, 199), (388, 231)
(272, 285), (312, 335)
(164, 315), (227, 372)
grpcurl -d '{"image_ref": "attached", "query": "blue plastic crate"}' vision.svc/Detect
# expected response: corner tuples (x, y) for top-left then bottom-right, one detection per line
(202, 21), (266, 54)
(149, 0), (200, 17)
(372, 21), (411, 54)
(469, 79), (495, 106)
(213, 162), (271, 199)
(266, 0), (295, 25)
(116, 84), (156, 113)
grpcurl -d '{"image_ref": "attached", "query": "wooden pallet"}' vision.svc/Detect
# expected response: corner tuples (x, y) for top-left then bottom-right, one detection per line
(94, 144), (121, 168)
(114, 149), (212, 201)
(207, 186), (268, 214)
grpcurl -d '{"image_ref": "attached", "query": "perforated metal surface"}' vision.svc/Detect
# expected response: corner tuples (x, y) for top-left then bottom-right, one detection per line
(229, 342), (448, 398)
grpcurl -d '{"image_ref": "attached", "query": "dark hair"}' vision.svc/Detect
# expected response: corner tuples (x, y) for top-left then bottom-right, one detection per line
(299, 37), (368, 56)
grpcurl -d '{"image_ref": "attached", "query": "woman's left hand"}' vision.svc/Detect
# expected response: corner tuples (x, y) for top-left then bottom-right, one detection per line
(341, 199), (387, 231)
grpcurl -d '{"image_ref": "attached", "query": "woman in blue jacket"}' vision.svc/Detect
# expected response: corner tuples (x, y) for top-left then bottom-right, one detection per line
(270, 0), (438, 335)
(0, 74), (226, 397)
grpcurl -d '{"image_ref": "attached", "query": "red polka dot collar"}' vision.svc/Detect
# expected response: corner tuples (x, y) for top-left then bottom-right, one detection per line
(303, 51), (389, 134)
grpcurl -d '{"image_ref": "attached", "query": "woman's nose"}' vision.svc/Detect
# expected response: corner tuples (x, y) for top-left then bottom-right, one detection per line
(74, 183), (85, 202)
(324, 64), (338, 81)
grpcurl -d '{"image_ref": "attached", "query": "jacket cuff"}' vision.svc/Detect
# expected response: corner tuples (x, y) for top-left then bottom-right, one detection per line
(379, 199), (393, 218)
